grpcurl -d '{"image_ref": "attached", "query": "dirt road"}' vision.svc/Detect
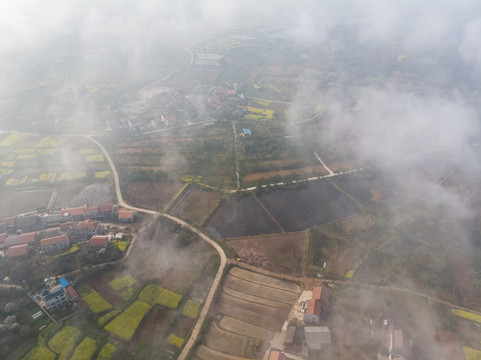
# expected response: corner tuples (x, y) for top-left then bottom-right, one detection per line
(88, 136), (227, 360)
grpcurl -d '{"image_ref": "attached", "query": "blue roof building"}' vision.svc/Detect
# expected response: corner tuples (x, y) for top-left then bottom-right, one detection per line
(242, 128), (252, 135)
(59, 277), (70, 288)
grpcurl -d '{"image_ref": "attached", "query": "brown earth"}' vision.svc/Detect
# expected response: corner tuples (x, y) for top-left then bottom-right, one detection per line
(171, 186), (222, 226)
(124, 182), (184, 212)
(87, 277), (124, 308)
(0, 189), (53, 217)
(226, 232), (305, 275)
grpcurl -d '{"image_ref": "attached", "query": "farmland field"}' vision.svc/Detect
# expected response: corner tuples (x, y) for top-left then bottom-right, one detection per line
(258, 180), (360, 232)
(0, 189), (53, 217)
(206, 196), (280, 238)
(123, 182), (184, 211)
(171, 185), (222, 226)
(204, 322), (249, 357)
(226, 232), (305, 275)
(196, 268), (301, 359)
(219, 316), (274, 340)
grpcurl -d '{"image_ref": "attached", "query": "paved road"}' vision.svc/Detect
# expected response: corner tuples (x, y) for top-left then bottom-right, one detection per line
(87, 136), (227, 360)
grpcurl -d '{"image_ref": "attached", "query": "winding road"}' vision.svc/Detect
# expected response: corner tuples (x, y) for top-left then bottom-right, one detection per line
(87, 136), (226, 360)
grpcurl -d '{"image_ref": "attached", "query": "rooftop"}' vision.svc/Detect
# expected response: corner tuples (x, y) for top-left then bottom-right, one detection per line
(65, 285), (79, 300)
(0, 233), (5, 243)
(7, 244), (29, 257)
(118, 210), (134, 219)
(59, 277), (70, 288)
(17, 232), (36, 244)
(77, 219), (99, 231)
(41, 235), (68, 246)
(90, 236), (108, 247)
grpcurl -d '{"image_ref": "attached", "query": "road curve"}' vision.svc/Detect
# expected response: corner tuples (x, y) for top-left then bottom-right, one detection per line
(87, 136), (226, 360)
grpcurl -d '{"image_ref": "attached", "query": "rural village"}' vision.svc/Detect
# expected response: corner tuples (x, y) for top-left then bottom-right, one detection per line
(0, 11), (480, 360)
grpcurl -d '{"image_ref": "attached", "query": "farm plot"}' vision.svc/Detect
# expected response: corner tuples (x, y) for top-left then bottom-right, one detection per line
(124, 182), (185, 212)
(204, 322), (249, 357)
(206, 197), (280, 239)
(48, 325), (82, 360)
(0, 189), (53, 217)
(229, 267), (301, 293)
(70, 337), (97, 360)
(226, 232), (305, 275)
(219, 292), (290, 319)
(258, 180), (360, 232)
(223, 274), (300, 304)
(219, 316), (274, 340)
(88, 277), (124, 308)
(195, 345), (252, 360)
(332, 170), (407, 209)
(80, 286), (113, 314)
(197, 267), (301, 359)
(171, 185), (222, 226)
(104, 300), (152, 341)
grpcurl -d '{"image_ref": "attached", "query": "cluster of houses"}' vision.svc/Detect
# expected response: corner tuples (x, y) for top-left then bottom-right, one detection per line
(33, 276), (79, 311)
(269, 286), (331, 360)
(0, 203), (134, 258)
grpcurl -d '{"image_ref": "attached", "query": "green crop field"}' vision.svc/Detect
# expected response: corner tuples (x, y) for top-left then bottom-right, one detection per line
(104, 301), (152, 341)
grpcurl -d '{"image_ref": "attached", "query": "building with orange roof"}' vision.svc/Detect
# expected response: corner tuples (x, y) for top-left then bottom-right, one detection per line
(304, 286), (326, 325)
(76, 219), (100, 238)
(40, 235), (70, 253)
(16, 232), (36, 245)
(89, 236), (109, 250)
(118, 209), (134, 222)
(60, 207), (84, 221)
(0, 233), (6, 249)
(268, 350), (287, 360)
(7, 244), (29, 258)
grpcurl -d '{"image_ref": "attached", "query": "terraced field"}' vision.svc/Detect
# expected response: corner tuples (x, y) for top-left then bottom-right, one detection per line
(195, 267), (301, 359)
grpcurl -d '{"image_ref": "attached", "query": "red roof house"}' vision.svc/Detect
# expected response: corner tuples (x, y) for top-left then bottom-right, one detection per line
(89, 236), (109, 249)
(76, 219), (100, 236)
(65, 285), (79, 301)
(17, 232), (36, 245)
(0, 233), (5, 244)
(118, 210), (134, 222)
(7, 244), (29, 257)
(40, 235), (70, 253)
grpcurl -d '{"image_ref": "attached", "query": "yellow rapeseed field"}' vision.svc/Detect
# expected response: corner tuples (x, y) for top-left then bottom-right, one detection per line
(0, 134), (28, 147)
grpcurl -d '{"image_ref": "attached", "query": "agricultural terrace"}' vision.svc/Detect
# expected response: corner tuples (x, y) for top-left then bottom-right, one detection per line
(109, 275), (136, 301)
(182, 300), (201, 319)
(195, 268), (301, 359)
(0, 134), (111, 190)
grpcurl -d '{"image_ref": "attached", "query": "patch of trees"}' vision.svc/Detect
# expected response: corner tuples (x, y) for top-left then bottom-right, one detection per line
(306, 226), (335, 267)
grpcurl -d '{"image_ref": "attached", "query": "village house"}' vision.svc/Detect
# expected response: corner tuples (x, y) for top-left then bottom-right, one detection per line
(389, 328), (413, 360)
(59, 277), (79, 303)
(268, 350), (288, 360)
(40, 235), (70, 253)
(59, 221), (76, 236)
(89, 236), (109, 250)
(304, 326), (331, 352)
(40, 284), (68, 311)
(118, 209), (134, 222)
(76, 219), (100, 238)
(15, 232), (36, 245)
(83, 204), (99, 218)
(303, 286), (328, 325)
(97, 204), (114, 219)
(40, 212), (62, 227)
(60, 207), (84, 222)
(0, 233), (5, 249)
(0, 216), (15, 233)
(7, 244), (29, 258)
(15, 214), (39, 231)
